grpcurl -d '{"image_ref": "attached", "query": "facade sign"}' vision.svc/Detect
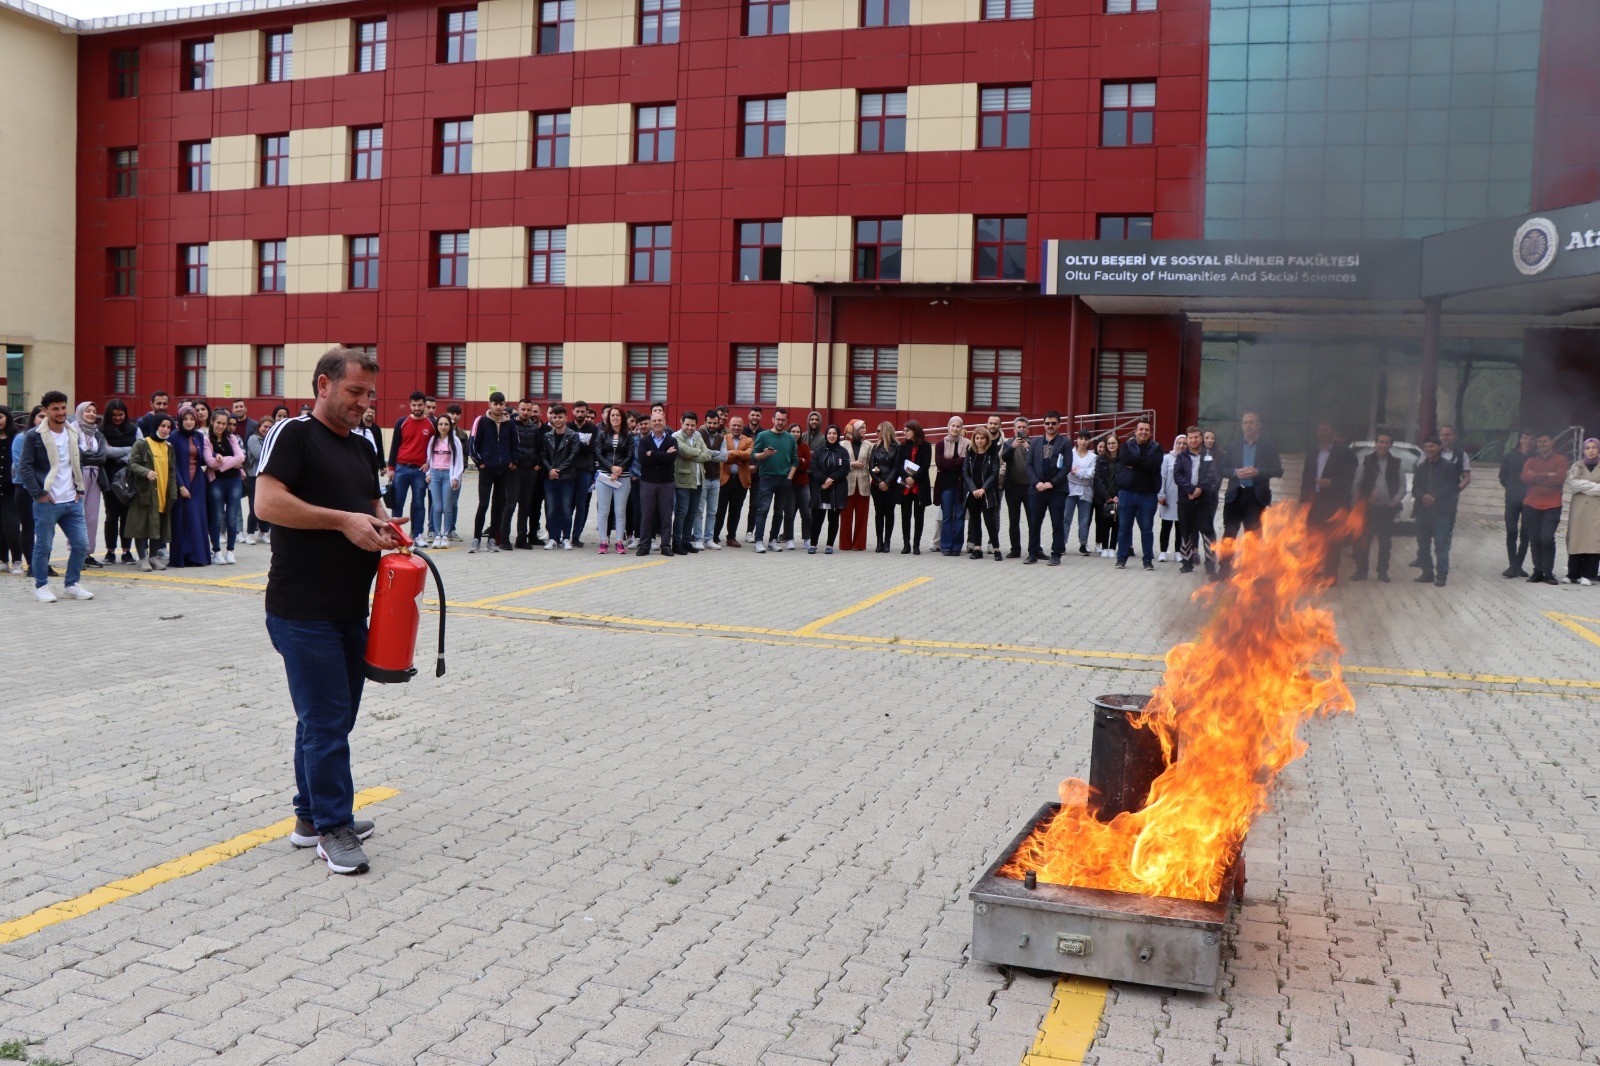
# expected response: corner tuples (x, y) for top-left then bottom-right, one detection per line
(1421, 199), (1600, 297)
(1042, 240), (1422, 300)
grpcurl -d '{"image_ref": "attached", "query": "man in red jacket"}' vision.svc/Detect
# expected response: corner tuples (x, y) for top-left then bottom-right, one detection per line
(386, 391), (432, 539)
(1521, 432), (1568, 586)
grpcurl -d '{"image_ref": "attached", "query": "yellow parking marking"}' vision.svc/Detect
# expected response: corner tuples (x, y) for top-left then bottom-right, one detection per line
(1022, 976), (1108, 1065)
(465, 560), (668, 608)
(794, 577), (932, 636)
(0, 786), (400, 946)
(1548, 611), (1600, 651)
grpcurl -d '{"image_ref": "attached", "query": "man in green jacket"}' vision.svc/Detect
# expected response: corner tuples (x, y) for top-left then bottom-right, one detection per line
(749, 409), (798, 554)
(672, 412), (725, 554)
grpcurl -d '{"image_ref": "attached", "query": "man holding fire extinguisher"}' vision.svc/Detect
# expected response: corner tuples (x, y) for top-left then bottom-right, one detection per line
(254, 346), (396, 875)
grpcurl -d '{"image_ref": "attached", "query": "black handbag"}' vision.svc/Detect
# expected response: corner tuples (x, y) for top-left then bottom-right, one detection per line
(110, 465), (140, 504)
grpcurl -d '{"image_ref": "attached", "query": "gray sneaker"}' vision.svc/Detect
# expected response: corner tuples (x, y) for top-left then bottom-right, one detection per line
(289, 817), (375, 848)
(468, 538), (481, 553)
(316, 826), (370, 875)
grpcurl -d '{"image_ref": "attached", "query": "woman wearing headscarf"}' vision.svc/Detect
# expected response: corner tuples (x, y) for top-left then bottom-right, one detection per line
(963, 425), (1003, 560)
(809, 424), (849, 554)
(167, 405), (213, 567)
(934, 416), (970, 556)
(841, 420), (872, 551)
(0, 406), (24, 575)
(69, 401), (110, 570)
(205, 408), (246, 563)
(127, 412), (179, 570)
(895, 420), (933, 554)
(1564, 437), (1600, 586)
(1094, 436), (1121, 557)
(1157, 433), (1187, 563)
(101, 399), (139, 564)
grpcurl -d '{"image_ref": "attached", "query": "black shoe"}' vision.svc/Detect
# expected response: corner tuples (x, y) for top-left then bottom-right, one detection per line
(1502, 566), (1520, 578)
(968, 549), (982, 559)
(1350, 570), (1367, 581)
(531, 536), (546, 546)
(1023, 555), (1039, 565)
(572, 539), (584, 548)
(120, 551), (136, 564)
(1434, 575), (1447, 587)
(103, 551), (116, 564)
(1006, 548), (1021, 559)
(1409, 557), (1423, 568)
(1378, 573), (1390, 582)
(83, 556), (104, 568)
(1078, 546), (1090, 556)
(637, 546), (651, 556)
(1143, 562), (1154, 572)
(1543, 575), (1559, 586)
(912, 546), (920, 555)
(1047, 556), (1061, 566)
(1527, 573), (1543, 583)
(1115, 562), (1127, 570)
(662, 548), (674, 557)
(1415, 573), (1434, 583)
(901, 546), (911, 555)
(47, 566), (59, 578)
(993, 550), (1002, 561)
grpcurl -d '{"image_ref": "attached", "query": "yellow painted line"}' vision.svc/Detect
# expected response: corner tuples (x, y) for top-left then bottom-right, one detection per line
(465, 559), (669, 608)
(1022, 976), (1108, 1065)
(1548, 611), (1600, 651)
(826, 630), (1166, 663)
(0, 786), (400, 946)
(794, 577), (932, 636)
(467, 602), (799, 638)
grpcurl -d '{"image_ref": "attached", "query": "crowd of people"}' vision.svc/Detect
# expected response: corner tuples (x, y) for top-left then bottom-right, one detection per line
(5, 386), (1599, 600)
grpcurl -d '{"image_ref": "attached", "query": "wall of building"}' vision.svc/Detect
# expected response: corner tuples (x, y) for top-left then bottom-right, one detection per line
(1, 6), (78, 409)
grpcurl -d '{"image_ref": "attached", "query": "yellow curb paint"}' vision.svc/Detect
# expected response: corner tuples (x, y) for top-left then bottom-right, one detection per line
(465, 559), (669, 608)
(794, 577), (932, 636)
(1548, 611), (1600, 651)
(1022, 976), (1109, 1064)
(0, 786), (400, 946)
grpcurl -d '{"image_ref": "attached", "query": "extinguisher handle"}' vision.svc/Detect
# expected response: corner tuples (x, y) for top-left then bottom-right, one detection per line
(387, 519), (414, 549)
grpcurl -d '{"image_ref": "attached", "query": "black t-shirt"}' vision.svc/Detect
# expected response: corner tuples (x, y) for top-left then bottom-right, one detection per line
(260, 415), (383, 621)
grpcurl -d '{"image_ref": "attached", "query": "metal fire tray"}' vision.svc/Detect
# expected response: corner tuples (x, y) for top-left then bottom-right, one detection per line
(969, 803), (1238, 993)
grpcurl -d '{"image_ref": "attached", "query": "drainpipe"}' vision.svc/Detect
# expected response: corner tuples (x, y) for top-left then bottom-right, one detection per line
(1066, 295), (1079, 424)
(1418, 297), (1441, 440)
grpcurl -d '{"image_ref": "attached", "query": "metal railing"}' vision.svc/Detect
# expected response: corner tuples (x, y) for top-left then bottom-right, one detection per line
(1555, 425), (1588, 462)
(860, 409), (1156, 446)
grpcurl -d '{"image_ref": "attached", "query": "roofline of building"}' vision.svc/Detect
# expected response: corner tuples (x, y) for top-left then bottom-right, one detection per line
(1, 0), (346, 34)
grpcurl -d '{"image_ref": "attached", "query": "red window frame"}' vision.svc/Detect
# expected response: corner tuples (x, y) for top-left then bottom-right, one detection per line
(630, 225), (672, 283)
(264, 30), (292, 82)
(1096, 350), (1148, 412)
(741, 98), (786, 158)
(179, 244), (208, 295)
(355, 18), (387, 72)
(437, 119), (473, 174)
(858, 91), (907, 153)
(528, 227), (567, 285)
(534, 112), (570, 168)
(256, 345), (285, 397)
(259, 134), (289, 187)
(180, 346), (207, 396)
(108, 248), (136, 297)
(433, 232), (470, 288)
(733, 345), (779, 405)
(108, 347), (136, 395)
(525, 344), (563, 400)
(258, 240), (287, 293)
(627, 344), (669, 405)
(183, 39), (213, 91)
(745, 0), (789, 35)
(969, 347), (1023, 409)
(634, 105), (676, 163)
(639, 0), (681, 45)
(1097, 215), (1153, 240)
(853, 218), (902, 282)
(861, 0), (908, 26)
(538, 0), (575, 53)
(1102, 81), (1156, 147)
(181, 141), (211, 192)
(110, 48), (139, 98)
(352, 126), (383, 180)
(974, 216), (1027, 281)
(440, 8), (478, 63)
(979, 86), (1031, 149)
(109, 147), (138, 198)
(349, 235), (380, 290)
(431, 344), (467, 400)
(736, 220), (782, 282)
(849, 346), (898, 409)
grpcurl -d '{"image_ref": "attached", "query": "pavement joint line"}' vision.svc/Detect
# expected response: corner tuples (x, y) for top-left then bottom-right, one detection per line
(792, 576), (932, 636)
(1547, 610), (1600, 650)
(464, 559), (670, 607)
(1021, 976), (1108, 1065)
(0, 786), (400, 947)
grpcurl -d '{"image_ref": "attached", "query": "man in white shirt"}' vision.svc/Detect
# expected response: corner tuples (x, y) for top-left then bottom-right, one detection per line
(16, 390), (94, 603)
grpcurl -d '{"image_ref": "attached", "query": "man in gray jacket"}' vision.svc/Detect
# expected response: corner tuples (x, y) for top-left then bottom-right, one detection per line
(673, 412), (726, 554)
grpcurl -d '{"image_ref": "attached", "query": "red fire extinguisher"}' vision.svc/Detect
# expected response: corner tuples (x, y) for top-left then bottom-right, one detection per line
(365, 520), (447, 683)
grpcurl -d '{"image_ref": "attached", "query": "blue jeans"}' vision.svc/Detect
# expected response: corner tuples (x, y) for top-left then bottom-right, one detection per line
(265, 614), (367, 833)
(752, 475), (791, 543)
(208, 477), (244, 551)
(939, 487), (963, 552)
(545, 477), (576, 543)
(674, 486), (701, 548)
(393, 465), (427, 538)
(427, 468), (454, 536)
(1417, 506), (1457, 577)
(31, 497), (88, 588)
(570, 471), (596, 543)
(1067, 495), (1094, 547)
(1116, 490), (1159, 564)
(695, 478), (720, 543)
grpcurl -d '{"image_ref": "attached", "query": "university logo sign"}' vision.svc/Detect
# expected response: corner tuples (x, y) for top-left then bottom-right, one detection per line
(1513, 217), (1559, 276)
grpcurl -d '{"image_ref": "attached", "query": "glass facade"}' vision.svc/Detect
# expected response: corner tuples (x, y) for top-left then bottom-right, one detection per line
(1206, 0), (1545, 240)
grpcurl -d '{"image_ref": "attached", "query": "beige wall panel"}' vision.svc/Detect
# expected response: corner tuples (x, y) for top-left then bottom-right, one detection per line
(570, 104), (631, 169)
(475, 111), (531, 173)
(565, 341), (623, 403)
(789, 0), (856, 33)
(284, 343), (329, 396)
(910, 0), (980, 24)
(775, 341), (819, 410)
(289, 126), (350, 186)
(467, 226), (528, 289)
(208, 343), (252, 400)
(780, 215), (852, 283)
(293, 19), (352, 80)
(465, 342), (521, 401)
(211, 134), (258, 192)
(478, 0), (533, 59)
(214, 29), (261, 89)
(786, 88), (856, 157)
(900, 343), (966, 412)
(906, 83), (977, 153)
(901, 213), (973, 283)
(574, 0), (633, 52)
(208, 240), (255, 297)
(287, 234), (345, 294)
(566, 223), (628, 287)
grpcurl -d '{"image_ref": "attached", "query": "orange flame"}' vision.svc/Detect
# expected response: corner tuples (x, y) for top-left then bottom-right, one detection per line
(999, 504), (1359, 902)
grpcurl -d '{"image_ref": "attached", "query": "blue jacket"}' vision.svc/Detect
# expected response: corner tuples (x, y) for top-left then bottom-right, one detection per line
(471, 415), (517, 470)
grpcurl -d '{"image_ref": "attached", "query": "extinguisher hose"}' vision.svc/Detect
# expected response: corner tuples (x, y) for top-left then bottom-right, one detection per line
(417, 549), (448, 678)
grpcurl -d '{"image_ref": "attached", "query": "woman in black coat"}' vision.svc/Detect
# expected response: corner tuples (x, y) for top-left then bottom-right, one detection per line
(808, 425), (849, 554)
(869, 420), (899, 553)
(1093, 436), (1121, 555)
(963, 426), (1003, 560)
(894, 420), (933, 555)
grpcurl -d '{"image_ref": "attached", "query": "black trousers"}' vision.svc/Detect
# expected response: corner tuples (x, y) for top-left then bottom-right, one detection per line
(0, 491), (27, 565)
(1353, 504), (1396, 576)
(104, 484), (135, 551)
(473, 467), (508, 540)
(1524, 504), (1562, 577)
(1094, 497), (1117, 550)
(500, 467), (530, 543)
(1003, 481), (1028, 554)
(811, 506), (840, 547)
(511, 467), (544, 541)
(717, 479), (747, 540)
(967, 502), (1000, 550)
(871, 487), (896, 547)
(899, 498), (926, 549)
(1569, 554), (1600, 582)
(1176, 493), (1216, 572)
(1223, 491), (1268, 539)
(638, 480), (675, 548)
(1028, 489), (1067, 560)
(1505, 494), (1529, 568)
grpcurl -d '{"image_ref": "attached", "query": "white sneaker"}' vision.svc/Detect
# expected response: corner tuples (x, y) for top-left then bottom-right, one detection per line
(260, 531), (270, 544)
(627, 537), (639, 549)
(785, 540), (796, 551)
(8, 562), (20, 575)
(211, 552), (221, 564)
(1580, 577), (1593, 586)
(691, 540), (704, 550)
(706, 539), (722, 550)
(544, 540), (555, 550)
(754, 541), (766, 554)
(33, 585), (57, 603)
(244, 533), (256, 545)
(225, 551), (236, 564)
(770, 541), (782, 552)
(1562, 576), (1574, 584)
(562, 540), (572, 551)
(63, 584), (94, 600)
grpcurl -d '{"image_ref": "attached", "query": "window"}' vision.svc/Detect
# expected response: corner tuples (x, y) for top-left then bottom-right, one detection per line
(635, 105), (676, 163)
(862, 0), (909, 27)
(183, 39), (214, 91)
(1102, 81), (1156, 147)
(746, 0), (788, 35)
(849, 346), (898, 408)
(639, 0), (681, 44)
(1098, 215), (1153, 240)
(627, 344), (669, 404)
(110, 49), (139, 98)
(534, 112), (571, 168)
(969, 347), (1022, 409)
(355, 19), (388, 72)
(349, 236), (380, 290)
(108, 248), (136, 297)
(260, 134), (289, 187)
(264, 30), (292, 82)
(256, 345), (285, 396)
(979, 86), (1031, 149)
(180, 347), (207, 396)
(733, 345), (778, 405)
(741, 98), (786, 158)
(179, 244), (208, 295)
(1107, 0), (1156, 11)
(258, 240), (287, 293)
(736, 220), (782, 282)
(108, 347), (137, 394)
(352, 126), (383, 180)
(434, 232), (470, 287)
(858, 91), (907, 153)
(110, 148), (138, 198)
(974, 217), (1027, 280)
(1096, 350), (1147, 412)
(982, 0), (1032, 18)
(525, 344), (563, 400)
(431, 344), (467, 400)
(346, 344), (378, 359)
(437, 119), (473, 174)
(440, 8), (478, 63)
(538, 0), (575, 53)
(181, 141), (211, 192)
(854, 218), (902, 282)
(630, 224), (672, 283)
(528, 227), (567, 285)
